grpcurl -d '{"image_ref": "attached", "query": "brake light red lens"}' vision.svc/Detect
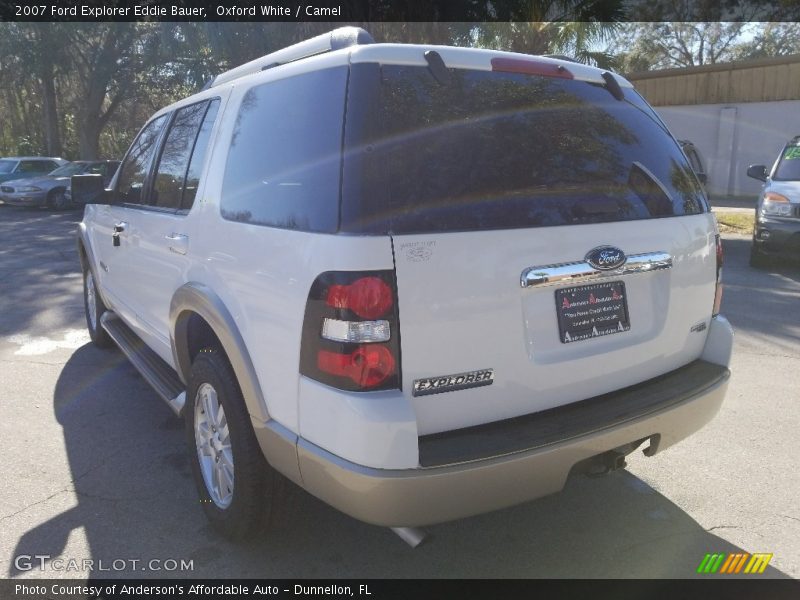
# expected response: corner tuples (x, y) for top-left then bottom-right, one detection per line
(318, 345), (396, 388)
(713, 234), (723, 316)
(491, 57), (574, 79)
(326, 276), (393, 319)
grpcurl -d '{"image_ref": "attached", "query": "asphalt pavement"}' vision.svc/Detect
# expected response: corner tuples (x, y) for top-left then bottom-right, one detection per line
(0, 206), (798, 579)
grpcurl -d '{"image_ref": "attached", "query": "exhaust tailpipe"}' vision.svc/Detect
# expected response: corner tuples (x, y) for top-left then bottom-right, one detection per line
(391, 527), (428, 548)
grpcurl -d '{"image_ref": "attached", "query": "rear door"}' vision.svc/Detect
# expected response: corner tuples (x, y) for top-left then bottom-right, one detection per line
(343, 62), (716, 435)
(122, 97), (222, 358)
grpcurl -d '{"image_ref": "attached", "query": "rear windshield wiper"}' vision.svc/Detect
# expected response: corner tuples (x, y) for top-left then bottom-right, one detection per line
(424, 50), (452, 85)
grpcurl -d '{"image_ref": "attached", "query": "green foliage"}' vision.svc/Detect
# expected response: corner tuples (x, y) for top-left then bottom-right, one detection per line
(0, 10), (794, 161)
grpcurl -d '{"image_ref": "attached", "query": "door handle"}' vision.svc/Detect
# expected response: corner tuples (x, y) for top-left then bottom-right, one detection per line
(165, 233), (189, 255)
(112, 221), (127, 247)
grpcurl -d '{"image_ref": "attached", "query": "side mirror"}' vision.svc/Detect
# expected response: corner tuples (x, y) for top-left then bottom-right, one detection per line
(71, 174), (110, 205)
(746, 165), (767, 182)
(697, 173), (707, 185)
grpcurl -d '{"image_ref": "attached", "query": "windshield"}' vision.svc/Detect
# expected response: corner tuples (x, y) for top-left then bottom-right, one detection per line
(48, 162), (89, 177)
(773, 143), (800, 181)
(0, 160), (16, 174)
(342, 65), (707, 234)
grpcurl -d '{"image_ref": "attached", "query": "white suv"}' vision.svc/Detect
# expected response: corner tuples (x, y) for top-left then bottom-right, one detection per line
(73, 28), (733, 543)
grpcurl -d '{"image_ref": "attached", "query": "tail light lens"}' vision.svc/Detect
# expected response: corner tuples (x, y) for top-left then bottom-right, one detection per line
(713, 234), (723, 316)
(326, 276), (393, 319)
(300, 271), (401, 392)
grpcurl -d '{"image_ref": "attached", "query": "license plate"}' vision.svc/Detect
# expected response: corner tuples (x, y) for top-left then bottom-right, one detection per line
(555, 281), (630, 344)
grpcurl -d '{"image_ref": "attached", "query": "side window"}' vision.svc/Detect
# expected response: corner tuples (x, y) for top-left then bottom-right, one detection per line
(220, 67), (347, 232)
(116, 115), (167, 205)
(182, 99), (220, 210)
(18, 160), (47, 173)
(152, 101), (209, 210)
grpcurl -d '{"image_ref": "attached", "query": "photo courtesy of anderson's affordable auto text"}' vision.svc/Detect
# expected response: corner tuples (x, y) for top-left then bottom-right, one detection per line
(2, 2), (800, 599)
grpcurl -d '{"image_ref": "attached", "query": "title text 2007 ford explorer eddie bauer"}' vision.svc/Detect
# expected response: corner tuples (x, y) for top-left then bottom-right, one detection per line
(72, 28), (733, 544)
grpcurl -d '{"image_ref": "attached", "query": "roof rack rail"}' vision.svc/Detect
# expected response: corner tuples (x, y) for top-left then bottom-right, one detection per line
(203, 27), (374, 90)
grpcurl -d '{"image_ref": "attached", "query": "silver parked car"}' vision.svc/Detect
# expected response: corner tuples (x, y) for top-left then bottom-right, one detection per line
(747, 136), (800, 267)
(1, 160), (119, 210)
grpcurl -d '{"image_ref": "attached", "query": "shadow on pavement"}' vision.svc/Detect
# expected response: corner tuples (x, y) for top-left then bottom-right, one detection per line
(0, 208), (84, 338)
(7, 343), (792, 579)
(720, 235), (800, 358)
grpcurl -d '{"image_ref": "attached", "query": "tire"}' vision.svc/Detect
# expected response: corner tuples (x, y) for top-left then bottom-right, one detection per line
(83, 268), (113, 348)
(186, 347), (274, 540)
(47, 188), (70, 210)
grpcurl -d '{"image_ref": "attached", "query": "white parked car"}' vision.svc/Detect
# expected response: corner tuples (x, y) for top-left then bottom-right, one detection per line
(73, 28), (733, 543)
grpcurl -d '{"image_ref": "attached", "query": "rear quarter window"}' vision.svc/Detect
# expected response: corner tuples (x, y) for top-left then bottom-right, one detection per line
(220, 67), (348, 232)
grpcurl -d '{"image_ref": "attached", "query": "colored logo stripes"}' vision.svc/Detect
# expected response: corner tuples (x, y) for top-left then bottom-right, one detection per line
(697, 552), (773, 574)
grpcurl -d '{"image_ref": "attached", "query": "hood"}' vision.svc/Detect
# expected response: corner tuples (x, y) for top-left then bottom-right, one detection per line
(5, 175), (65, 189)
(4, 176), (38, 187)
(767, 179), (800, 202)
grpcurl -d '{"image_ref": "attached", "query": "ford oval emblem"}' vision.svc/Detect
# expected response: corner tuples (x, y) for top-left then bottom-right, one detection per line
(585, 246), (626, 271)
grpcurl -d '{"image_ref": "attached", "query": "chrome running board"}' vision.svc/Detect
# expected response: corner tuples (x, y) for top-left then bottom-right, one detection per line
(101, 312), (186, 415)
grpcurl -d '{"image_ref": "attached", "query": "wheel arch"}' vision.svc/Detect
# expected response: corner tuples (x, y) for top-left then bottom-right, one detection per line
(170, 283), (270, 424)
(76, 224), (112, 308)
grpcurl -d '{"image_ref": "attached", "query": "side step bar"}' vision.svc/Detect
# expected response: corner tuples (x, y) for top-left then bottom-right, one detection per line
(101, 312), (186, 415)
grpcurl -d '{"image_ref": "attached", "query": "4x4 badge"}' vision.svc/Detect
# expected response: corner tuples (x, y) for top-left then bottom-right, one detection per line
(585, 246), (627, 271)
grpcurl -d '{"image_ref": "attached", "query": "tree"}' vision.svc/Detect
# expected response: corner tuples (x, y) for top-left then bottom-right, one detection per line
(470, 0), (627, 68)
(607, 0), (800, 73)
(730, 22), (800, 60)
(610, 22), (749, 72)
(67, 23), (163, 159)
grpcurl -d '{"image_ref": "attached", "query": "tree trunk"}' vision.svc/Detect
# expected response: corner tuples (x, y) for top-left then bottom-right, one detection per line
(33, 26), (62, 157)
(41, 69), (62, 157)
(78, 118), (101, 160)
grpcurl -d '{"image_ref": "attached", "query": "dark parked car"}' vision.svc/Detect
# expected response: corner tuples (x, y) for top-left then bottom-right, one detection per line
(746, 137), (800, 267)
(679, 140), (708, 188)
(1, 160), (119, 210)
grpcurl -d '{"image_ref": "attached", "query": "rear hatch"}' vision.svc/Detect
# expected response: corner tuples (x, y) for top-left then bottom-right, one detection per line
(341, 57), (716, 435)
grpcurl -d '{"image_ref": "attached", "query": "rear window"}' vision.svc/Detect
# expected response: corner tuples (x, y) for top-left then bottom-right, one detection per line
(774, 141), (800, 181)
(341, 64), (706, 234)
(220, 67), (347, 232)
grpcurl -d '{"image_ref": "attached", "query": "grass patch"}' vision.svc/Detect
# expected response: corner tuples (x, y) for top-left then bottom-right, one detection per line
(715, 211), (754, 235)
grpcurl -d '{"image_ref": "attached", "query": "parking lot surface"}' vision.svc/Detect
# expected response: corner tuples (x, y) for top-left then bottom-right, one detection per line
(1, 207), (798, 579)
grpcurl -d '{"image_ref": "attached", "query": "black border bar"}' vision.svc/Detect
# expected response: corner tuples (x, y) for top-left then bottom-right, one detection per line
(3, 579), (800, 600)
(2, 0), (800, 22)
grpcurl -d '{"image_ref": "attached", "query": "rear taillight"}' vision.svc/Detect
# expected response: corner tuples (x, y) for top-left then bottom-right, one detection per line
(713, 234), (723, 316)
(300, 271), (401, 391)
(326, 276), (393, 319)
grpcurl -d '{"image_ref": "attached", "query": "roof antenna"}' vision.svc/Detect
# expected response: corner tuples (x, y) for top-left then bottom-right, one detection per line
(425, 51), (452, 85)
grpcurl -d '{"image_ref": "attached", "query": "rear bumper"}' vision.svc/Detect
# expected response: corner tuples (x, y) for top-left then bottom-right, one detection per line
(289, 359), (729, 527)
